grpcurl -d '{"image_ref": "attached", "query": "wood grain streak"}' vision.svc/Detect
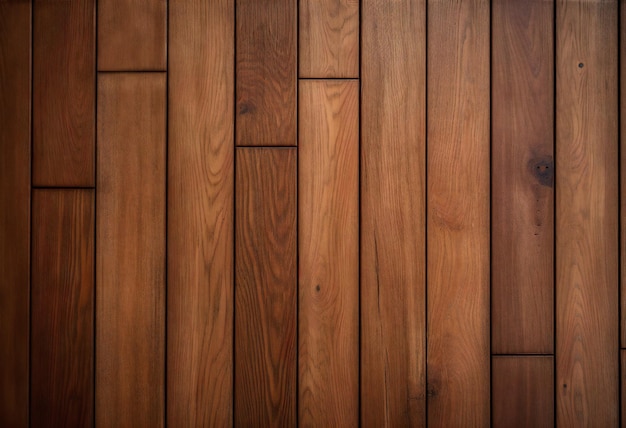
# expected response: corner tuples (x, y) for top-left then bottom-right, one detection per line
(621, 0), (626, 349)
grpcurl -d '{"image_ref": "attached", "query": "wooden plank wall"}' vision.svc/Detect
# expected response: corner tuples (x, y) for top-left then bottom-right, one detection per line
(1, 0), (625, 427)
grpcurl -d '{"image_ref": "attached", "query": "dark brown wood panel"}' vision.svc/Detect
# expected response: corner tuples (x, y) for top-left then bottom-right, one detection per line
(427, 0), (490, 426)
(556, 1), (618, 426)
(622, 0), (626, 349)
(31, 190), (94, 427)
(96, 73), (166, 427)
(299, 80), (359, 426)
(33, 0), (94, 186)
(235, 148), (297, 426)
(167, 0), (234, 425)
(236, 0), (296, 146)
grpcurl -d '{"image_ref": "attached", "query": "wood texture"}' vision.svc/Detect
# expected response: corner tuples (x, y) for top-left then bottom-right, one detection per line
(427, 0), (490, 426)
(236, 0), (296, 146)
(299, 0), (359, 78)
(622, 0), (626, 349)
(0, 4), (30, 426)
(33, 0), (94, 186)
(97, 73), (166, 427)
(235, 148), (297, 426)
(299, 80), (359, 426)
(622, 351), (626, 427)
(361, 0), (426, 425)
(98, 0), (166, 70)
(167, 0), (234, 425)
(31, 190), (94, 427)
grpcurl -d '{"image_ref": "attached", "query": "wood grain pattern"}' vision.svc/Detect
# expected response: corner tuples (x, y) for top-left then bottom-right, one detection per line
(0, 4), (30, 426)
(361, 0), (426, 425)
(31, 190), (94, 427)
(556, 1), (618, 426)
(299, 80), (359, 426)
(299, 0), (359, 78)
(427, 0), (490, 426)
(167, 0), (234, 425)
(492, 0), (554, 355)
(98, 0), (166, 70)
(235, 148), (297, 426)
(236, 0), (296, 146)
(622, 0), (626, 349)
(97, 73), (166, 427)
(492, 356), (554, 428)
(33, 0), (94, 186)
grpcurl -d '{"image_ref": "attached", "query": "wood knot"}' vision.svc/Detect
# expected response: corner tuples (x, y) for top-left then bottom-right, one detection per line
(239, 103), (255, 115)
(528, 156), (554, 187)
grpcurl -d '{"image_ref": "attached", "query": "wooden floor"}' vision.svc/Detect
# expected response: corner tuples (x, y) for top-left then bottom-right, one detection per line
(0, 0), (623, 426)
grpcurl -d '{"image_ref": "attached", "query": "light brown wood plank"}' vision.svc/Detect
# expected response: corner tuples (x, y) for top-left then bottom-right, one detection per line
(299, 0), (359, 78)
(236, 0), (296, 146)
(556, 1), (619, 426)
(31, 190), (94, 427)
(96, 73), (166, 427)
(167, 0), (234, 425)
(235, 148), (297, 426)
(361, 0), (426, 425)
(427, 0), (490, 426)
(299, 80), (359, 426)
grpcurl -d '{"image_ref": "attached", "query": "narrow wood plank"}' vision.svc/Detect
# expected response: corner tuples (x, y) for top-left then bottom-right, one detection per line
(299, 80), (359, 426)
(235, 148), (297, 426)
(299, 0), (359, 78)
(361, 0), (426, 425)
(622, 350), (626, 427)
(98, 0), (166, 70)
(622, 0), (626, 349)
(33, 0), (94, 186)
(0, 4), (30, 426)
(31, 190), (94, 427)
(492, 0), (554, 354)
(97, 73), (166, 427)
(556, 2), (619, 426)
(492, 356), (554, 428)
(427, 0), (490, 426)
(236, 0), (296, 146)
(167, 0), (234, 425)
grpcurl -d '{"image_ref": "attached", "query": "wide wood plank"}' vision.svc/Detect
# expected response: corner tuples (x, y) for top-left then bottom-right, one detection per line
(33, 0), (94, 186)
(98, 0), (166, 70)
(299, 0), (359, 78)
(361, 0), (426, 425)
(167, 0), (234, 425)
(427, 0), (490, 426)
(556, 1), (618, 425)
(0, 4), (30, 426)
(236, 0), (296, 146)
(235, 148), (297, 426)
(31, 190), (94, 427)
(97, 73), (166, 427)
(299, 80), (359, 426)
(492, 356), (554, 428)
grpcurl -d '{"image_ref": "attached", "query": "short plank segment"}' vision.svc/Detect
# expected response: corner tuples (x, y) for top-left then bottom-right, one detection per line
(361, 0), (426, 425)
(235, 148), (297, 426)
(299, 80), (359, 426)
(167, 0), (234, 425)
(97, 73), (166, 427)
(556, 1), (619, 426)
(31, 190), (94, 426)
(427, 0), (490, 426)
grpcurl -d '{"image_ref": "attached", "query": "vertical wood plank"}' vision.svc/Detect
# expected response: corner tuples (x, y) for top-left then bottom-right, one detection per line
(98, 0), (166, 70)
(622, 0), (626, 349)
(427, 0), (490, 426)
(167, 0), (234, 425)
(235, 148), (297, 426)
(33, 0), (94, 186)
(31, 190), (94, 427)
(361, 0), (426, 425)
(299, 0), (359, 78)
(299, 80), (359, 426)
(492, 356), (554, 428)
(556, 1), (619, 426)
(236, 0), (296, 146)
(492, 0), (554, 354)
(97, 73), (166, 427)
(0, 4), (30, 426)
(622, 350), (626, 427)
